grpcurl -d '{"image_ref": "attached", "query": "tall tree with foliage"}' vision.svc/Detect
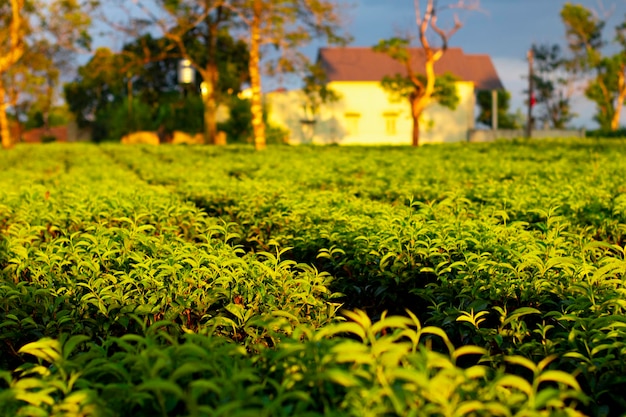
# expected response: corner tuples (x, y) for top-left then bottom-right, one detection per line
(374, 0), (479, 146)
(0, 0), (25, 149)
(531, 43), (576, 129)
(225, 0), (349, 150)
(65, 44), (175, 142)
(117, 35), (178, 117)
(0, 0), (91, 149)
(110, 0), (246, 144)
(65, 35), (187, 130)
(64, 47), (127, 128)
(65, 31), (248, 142)
(162, 4), (245, 144)
(29, 41), (75, 131)
(561, 3), (625, 131)
(476, 89), (519, 129)
(6, 39), (74, 134)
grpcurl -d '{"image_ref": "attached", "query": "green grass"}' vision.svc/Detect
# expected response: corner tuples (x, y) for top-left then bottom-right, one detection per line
(1, 139), (626, 416)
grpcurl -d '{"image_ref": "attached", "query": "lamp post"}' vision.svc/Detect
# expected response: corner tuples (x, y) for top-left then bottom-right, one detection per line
(178, 59), (195, 95)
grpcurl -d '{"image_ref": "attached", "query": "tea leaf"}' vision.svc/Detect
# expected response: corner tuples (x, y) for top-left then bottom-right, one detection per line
(495, 375), (533, 396)
(18, 338), (62, 364)
(536, 371), (581, 391)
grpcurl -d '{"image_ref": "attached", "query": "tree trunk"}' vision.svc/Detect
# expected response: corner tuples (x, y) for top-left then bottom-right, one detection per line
(249, 0), (266, 151)
(411, 113), (420, 146)
(0, 77), (13, 149)
(611, 67), (625, 131)
(0, 0), (24, 74)
(201, 67), (218, 145)
(127, 76), (133, 124)
(408, 52), (436, 147)
(200, 8), (220, 146)
(43, 77), (54, 131)
(411, 99), (420, 147)
(0, 0), (24, 149)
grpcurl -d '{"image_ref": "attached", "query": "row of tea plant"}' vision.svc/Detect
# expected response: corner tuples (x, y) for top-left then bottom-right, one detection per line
(1, 139), (625, 416)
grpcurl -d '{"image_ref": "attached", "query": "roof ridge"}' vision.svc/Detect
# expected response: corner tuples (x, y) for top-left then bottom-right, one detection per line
(319, 47), (503, 90)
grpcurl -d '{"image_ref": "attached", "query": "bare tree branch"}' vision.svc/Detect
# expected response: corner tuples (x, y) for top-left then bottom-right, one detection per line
(430, 11), (462, 52)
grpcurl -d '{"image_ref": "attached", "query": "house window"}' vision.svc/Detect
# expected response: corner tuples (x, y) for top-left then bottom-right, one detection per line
(345, 112), (360, 136)
(383, 112), (398, 136)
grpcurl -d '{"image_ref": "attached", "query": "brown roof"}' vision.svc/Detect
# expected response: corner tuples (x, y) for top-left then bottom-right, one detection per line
(318, 47), (503, 90)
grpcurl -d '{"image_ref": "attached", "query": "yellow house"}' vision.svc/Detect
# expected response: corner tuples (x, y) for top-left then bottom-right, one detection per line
(266, 47), (504, 145)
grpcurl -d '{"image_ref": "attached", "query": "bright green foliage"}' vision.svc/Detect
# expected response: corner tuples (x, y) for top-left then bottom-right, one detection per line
(373, 36), (460, 146)
(3, 140), (626, 415)
(373, 38), (459, 111)
(530, 43), (576, 129)
(380, 72), (459, 110)
(374, 38), (412, 63)
(560, 3), (626, 131)
(64, 31), (249, 141)
(1, 0), (92, 147)
(585, 54), (625, 129)
(217, 96), (253, 143)
(560, 3), (604, 66)
(63, 47), (131, 130)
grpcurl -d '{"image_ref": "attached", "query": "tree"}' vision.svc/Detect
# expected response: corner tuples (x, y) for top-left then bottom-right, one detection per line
(561, 3), (625, 131)
(612, 16), (626, 130)
(161, 5), (242, 144)
(65, 34), (186, 131)
(0, 0), (25, 149)
(109, 0), (243, 144)
(531, 43), (576, 129)
(300, 62), (340, 141)
(4, 41), (43, 136)
(561, 3), (604, 69)
(65, 43), (185, 142)
(24, 104), (73, 130)
(374, 0), (478, 146)
(226, 0), (350, 150)
(585, 54), (625, 130)
(64, 31), (248, 141)
(64, 47), (128, 128)
(476, 90), (519, 129)
(302, 63), (340, 122)
(30, 41), (76, 131)
(6, 38), (78, 138)
(1, 0), (91, 149)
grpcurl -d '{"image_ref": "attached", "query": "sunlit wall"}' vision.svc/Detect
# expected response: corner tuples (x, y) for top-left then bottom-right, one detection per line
(266, 81), (476, 145)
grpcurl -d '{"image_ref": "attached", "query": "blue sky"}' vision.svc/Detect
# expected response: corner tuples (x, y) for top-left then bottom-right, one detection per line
(335, 0), (626, 129)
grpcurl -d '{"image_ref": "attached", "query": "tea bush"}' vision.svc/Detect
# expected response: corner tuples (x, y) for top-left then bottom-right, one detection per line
(2, 139), (626, 415)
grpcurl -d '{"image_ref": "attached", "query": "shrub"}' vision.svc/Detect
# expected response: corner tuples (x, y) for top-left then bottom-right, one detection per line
(586, 127), (626, 138)
(40, 134), (57, 143)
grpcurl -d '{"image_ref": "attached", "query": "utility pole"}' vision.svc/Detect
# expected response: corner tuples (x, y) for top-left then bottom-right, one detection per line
(491, 90), (498, 130)
(526, 48), (534, 139)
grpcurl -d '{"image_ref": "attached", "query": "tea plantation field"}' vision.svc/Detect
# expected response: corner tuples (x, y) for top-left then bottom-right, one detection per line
(1, 139), (626, 416)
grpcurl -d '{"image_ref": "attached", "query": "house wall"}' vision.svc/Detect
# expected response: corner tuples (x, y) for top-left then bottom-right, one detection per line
(266, 80), (476, 145)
